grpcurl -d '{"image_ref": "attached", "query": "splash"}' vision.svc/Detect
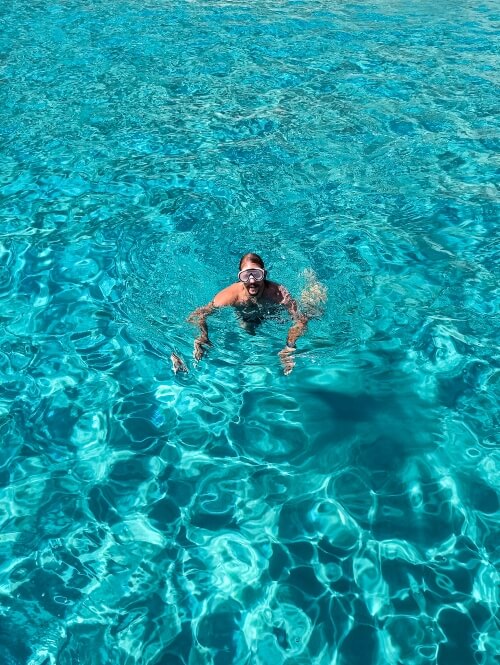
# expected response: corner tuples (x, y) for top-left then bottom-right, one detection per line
(299, 268), (328, 319)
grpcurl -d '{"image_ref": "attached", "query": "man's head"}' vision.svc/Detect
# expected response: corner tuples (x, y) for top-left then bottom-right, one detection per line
(238, 252), (266, 298)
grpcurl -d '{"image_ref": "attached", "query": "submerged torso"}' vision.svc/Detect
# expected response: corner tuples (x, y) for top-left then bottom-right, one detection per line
(234, 299), (283, 323)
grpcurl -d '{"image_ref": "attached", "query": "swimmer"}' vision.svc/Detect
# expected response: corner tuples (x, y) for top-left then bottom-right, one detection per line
(187, 253), (326, 375)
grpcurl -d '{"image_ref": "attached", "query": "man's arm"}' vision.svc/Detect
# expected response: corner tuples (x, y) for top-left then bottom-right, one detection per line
(278, 285), (308, 346)
(276, 285), (308, 374)
(187, 286), (237, 360)
(187, 301), (216, 360)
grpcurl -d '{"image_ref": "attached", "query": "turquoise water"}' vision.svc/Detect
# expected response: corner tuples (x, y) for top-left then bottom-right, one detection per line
(1, 0), (499, 662)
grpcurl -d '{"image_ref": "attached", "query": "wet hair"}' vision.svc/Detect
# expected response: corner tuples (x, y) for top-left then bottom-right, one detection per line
(239, 252), (265, 270)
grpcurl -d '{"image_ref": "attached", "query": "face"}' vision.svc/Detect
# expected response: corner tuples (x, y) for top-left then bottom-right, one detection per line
(239, 260), (265, 298)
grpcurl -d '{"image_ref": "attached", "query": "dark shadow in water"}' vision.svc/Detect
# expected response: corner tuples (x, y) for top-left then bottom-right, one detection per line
(300, 386), (438, 481)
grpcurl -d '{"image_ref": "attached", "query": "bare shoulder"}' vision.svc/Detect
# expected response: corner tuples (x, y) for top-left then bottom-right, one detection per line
(213, 283), (240, 307)
(265, 280), (293, 304)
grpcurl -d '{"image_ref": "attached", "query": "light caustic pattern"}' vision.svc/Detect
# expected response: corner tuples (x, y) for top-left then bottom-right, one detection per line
(0, 1), (499, 664)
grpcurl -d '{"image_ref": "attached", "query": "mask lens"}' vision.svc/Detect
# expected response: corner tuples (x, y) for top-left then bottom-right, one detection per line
(239, 268), (264, 283)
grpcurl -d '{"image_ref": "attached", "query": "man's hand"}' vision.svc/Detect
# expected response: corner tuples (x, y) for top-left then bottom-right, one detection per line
(194, 336), (211, 361)
(278, 346), (295, 375)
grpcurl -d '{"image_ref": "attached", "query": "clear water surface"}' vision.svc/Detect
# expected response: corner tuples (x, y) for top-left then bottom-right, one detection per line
(0, 0), (499, 663)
